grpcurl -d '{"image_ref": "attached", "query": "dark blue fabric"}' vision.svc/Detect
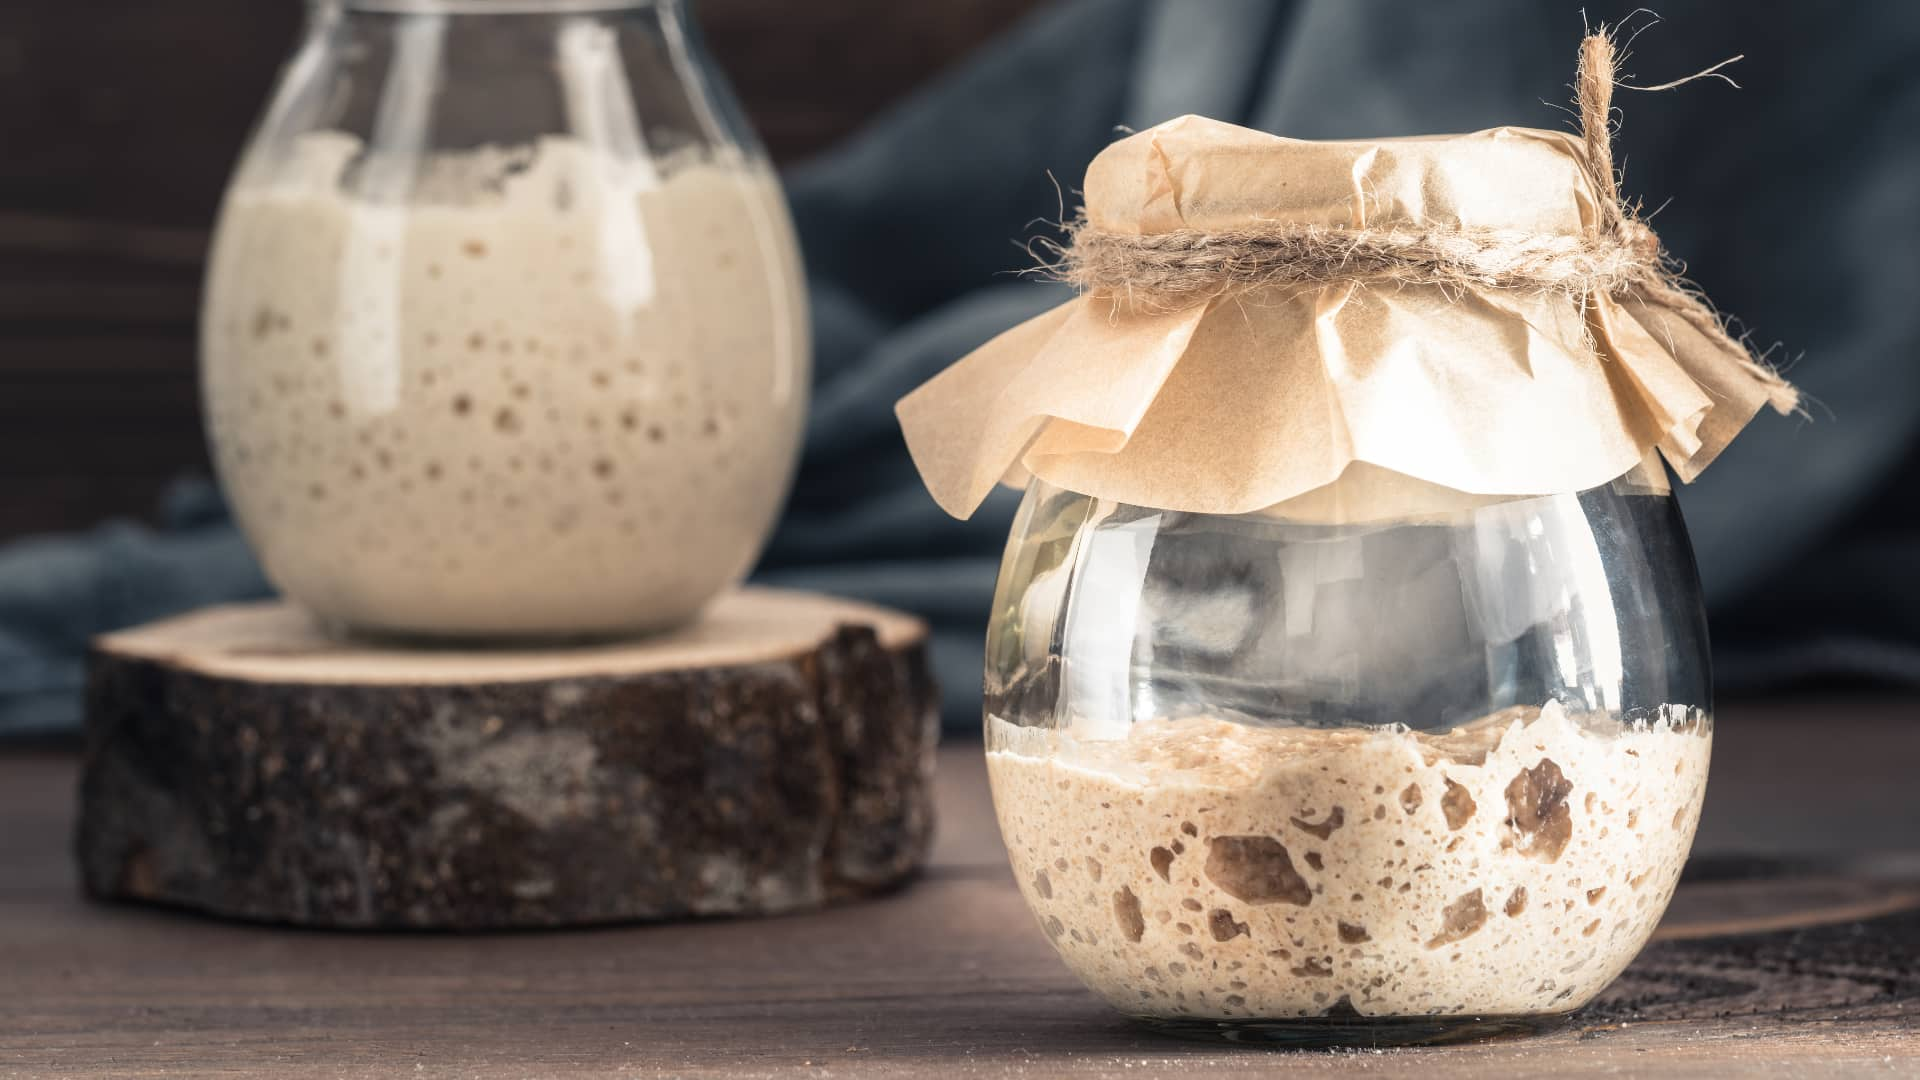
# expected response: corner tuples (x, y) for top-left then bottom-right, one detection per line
(3, 0), (1917, 736)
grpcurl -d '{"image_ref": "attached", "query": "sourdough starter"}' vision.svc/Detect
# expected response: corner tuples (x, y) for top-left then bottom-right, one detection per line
(202, 134), (806, 636)
(988, 702), (1710, 1019)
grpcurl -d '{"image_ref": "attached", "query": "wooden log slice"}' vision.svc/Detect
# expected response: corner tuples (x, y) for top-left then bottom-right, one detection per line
(76, 587), (940, 929)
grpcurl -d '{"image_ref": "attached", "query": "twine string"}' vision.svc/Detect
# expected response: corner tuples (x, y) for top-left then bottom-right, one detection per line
(1046, 30), (1796, 411)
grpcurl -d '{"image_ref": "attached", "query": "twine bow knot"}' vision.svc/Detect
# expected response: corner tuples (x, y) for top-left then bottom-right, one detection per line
(1046, 31), (1796, 413)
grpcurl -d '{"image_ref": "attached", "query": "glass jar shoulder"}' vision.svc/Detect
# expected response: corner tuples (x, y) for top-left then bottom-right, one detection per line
(985, 473), (1711, 741)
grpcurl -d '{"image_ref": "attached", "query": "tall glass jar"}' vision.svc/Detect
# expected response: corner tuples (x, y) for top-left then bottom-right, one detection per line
(201, 0), (808, 638)
(984, 470), (1713, 1045)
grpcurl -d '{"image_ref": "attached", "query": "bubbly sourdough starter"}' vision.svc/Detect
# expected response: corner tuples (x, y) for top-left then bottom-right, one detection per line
(203, 134), (806, 636)
(988, 702), (1710, 1020)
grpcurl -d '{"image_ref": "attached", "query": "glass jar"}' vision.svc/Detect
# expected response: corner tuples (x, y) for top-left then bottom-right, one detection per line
(201, 0), (808, 638)
(984, 469), (1712, 1045)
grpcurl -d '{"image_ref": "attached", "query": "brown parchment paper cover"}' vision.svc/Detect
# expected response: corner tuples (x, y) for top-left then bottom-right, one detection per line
(895, 114), (1796, 521)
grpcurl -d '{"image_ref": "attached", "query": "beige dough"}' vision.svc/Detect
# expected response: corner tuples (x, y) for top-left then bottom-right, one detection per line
(988, 701), (1710, 1019)
(202, 134), (808, 637)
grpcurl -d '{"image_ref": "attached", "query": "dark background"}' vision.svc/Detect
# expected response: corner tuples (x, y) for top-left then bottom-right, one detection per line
(0, 0), (1039, 542)
(3, 0), (1918, 728)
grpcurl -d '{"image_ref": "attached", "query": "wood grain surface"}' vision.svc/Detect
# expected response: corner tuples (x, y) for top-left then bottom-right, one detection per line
(76, 592), (938, 929)
(0, 0), (1041, 541)
(5, 697), (1920, 1077)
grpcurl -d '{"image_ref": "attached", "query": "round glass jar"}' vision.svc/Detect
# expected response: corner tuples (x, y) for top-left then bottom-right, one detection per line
(983, 471), (1712, 1045)
(201, 0), (808, 639)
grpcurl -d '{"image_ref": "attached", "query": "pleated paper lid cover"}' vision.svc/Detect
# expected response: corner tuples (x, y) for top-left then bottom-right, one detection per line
(895, 113), (1796, 520)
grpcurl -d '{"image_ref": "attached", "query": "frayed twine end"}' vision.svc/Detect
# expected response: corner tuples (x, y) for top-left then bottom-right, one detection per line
(1030, 28), (1798, 417)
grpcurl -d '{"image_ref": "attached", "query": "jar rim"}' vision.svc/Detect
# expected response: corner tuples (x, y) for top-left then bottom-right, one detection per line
(328, 0), (672, 14)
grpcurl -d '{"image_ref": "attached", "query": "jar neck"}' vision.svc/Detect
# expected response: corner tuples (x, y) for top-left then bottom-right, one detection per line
(322, 0), (680, 14)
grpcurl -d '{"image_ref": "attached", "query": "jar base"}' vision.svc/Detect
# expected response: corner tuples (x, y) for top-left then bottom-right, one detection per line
(1130, 1010), (1572, 1049)
(306, 608), (704, 649)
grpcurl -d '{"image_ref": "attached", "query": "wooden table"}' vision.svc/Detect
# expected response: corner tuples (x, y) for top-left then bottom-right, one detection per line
(4, 697), (1919, 1078)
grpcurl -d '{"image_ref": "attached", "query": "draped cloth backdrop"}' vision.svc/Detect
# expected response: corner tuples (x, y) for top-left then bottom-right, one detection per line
(2, 0), (1917, 734)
